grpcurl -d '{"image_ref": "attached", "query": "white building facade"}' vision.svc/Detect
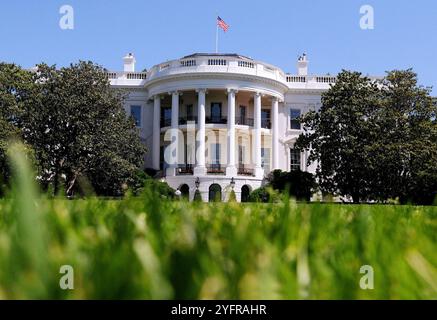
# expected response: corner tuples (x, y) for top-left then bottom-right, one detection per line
(108, 53), (338, 202)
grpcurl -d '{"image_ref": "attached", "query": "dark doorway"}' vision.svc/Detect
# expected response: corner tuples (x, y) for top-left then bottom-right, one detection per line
(209, 184), (222, 202)
(211, 103), (222, 122)
(241, 185), (251, 203)
(179, 184), (190, 200)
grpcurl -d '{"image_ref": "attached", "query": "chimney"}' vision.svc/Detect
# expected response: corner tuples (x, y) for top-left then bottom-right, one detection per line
(123, 53), (136, 72)
(297, 53), (308, 76)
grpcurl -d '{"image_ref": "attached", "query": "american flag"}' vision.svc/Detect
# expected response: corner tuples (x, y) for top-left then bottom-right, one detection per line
(217, 16), (229, 32)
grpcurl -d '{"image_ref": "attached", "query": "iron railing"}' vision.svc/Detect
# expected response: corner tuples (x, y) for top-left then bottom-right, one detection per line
(206, 164), (225, 175)
(261, 119), (271, 129)
(177, 165), (194, 175)
(238, 165), (255, 176)
(235, 117), (254, 126)
(206, 116), (227, 124)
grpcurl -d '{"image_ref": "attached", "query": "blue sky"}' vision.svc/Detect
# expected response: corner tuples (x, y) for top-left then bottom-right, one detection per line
(1, 0), (436, 94)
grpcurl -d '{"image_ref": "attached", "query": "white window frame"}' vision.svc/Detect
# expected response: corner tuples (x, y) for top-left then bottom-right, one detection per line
(130, 105), (142, 128)
(290, 148), (301, 171)
(289, 108), (301, 131)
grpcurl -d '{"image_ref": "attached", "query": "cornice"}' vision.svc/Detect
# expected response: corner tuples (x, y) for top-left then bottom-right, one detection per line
(145, 72), (289, 93)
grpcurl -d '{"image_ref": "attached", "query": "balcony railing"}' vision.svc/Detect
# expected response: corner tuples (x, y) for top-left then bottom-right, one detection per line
(206, 164), (225, 175)
(206, 116), (227, 124)
(177, 165), (194, 175)
(261, 119), (271, 129)
(160, 118), (171, 127)
(105, 72), (147, 80)
(235, 117), (254, 126)
(237, 165), (254, 176)
(179, 116), (198, 125)
(161, 116), (270, 128)
(147, 54), (287, 84)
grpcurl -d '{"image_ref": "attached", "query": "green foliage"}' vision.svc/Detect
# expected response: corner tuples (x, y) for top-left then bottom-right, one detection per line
(228, 190), (237, 202)
(375, 70), (437, 205)
(267, 169), (316, 201)
(0, 61), (146, 197)
(297, 69), (437, 204)
(143, 178), (175, 200)
(248, 186), (280, 203)
(296, 70), (381, 203)
(1, 150), (436, 299)
(0, 120), (36, 196)
(193, 189), (202, 202)
(0, 63), (35, 195)
(132, 170), (175, 199)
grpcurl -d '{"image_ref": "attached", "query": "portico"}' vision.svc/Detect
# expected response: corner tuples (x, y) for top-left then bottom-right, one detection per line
(151, 88), (282, 181)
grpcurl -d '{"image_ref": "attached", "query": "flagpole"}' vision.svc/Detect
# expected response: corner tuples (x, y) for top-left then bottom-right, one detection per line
(215, 18), (219, 53)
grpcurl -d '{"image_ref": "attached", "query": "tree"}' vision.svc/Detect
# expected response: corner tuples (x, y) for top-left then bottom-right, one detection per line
(297, 69), (437, 205)
(267, 169), (316, 201)
(19, 61), (146, 196)
(0, 119), (17, 193)
(0, 63), (35, 193)
(296, 71), (381, 203)
(375, 70), (437, 204)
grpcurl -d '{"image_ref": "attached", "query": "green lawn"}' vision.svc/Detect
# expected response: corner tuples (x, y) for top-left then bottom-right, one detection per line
(1, 191), (436, 299)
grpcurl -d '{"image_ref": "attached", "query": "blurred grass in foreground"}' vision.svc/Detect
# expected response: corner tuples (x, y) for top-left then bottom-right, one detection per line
(0, 146), (436, 299)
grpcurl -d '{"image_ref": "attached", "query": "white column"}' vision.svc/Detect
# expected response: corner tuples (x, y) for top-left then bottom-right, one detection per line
(194, 89), (206, 175)
(253, 92), (263, 177)
(226, 89), (237, 176)
(152, 95), (161, 170)
(167, 91), (180, 176)
(271, 97), (279, 170)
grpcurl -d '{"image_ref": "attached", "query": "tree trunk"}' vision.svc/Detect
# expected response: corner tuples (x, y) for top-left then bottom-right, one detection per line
(352, 194), (360, 204)
(66, 172), (78, 197)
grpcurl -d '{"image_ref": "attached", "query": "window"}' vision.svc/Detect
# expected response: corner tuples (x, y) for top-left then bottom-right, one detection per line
(261, 109), (271, 129)
(130, 105), (142, 127)
(238, 145), (245, 165)
(290, 148), (301, 171)
(211, 103), (222, 122)
(240, 106), (246, 123)
(211, 143), (221, 165)
(290, 109), (301, 130)
(186, 105), (193, 119)
(161, 107), (171, 126)
(160, 145), (165, 170)
(261, 148), (270, 172)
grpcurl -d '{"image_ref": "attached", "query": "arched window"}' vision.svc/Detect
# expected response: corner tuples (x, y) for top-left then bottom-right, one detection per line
(241, 185), (251, 203)
(179, 184), (190, 200)
(209, 184), (222, 202)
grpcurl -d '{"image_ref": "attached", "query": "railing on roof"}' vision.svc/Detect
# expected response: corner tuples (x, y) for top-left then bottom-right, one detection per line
(146, 55), (287, 83)
(105, 72), (147, 80)
(286, 75), (337, 84)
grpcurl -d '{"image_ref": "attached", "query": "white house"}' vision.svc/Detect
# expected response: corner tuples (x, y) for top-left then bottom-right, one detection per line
(107, 53), (368, 202)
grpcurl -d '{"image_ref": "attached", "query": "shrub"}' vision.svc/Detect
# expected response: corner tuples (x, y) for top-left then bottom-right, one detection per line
(267, 169), (317, 201)
(193, 189), (202, 202)
(248, 187), (280, 203)
(133, 170), (175, 199)
(228, 190), (236, 202)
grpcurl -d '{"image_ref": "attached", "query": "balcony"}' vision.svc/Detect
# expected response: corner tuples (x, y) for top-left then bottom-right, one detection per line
(161, 116), (270, 128)
(237, 165), (255, 177)
(261, 119), (271, 129)
(206, 116), (227, 124)
(206, 164), (225, 175)
(235, 117), (254, 126)
(177, 165), (194, 175)
(160, 118), (171, 127)
(147, 53), (287, 84)
(179, 116), (198, 125)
